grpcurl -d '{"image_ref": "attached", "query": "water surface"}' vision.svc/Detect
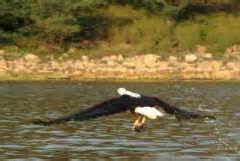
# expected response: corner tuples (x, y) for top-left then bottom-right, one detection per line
(0, 81), (240, 160)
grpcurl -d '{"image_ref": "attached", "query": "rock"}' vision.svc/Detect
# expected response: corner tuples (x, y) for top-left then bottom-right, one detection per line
(101, 55), (118, 63)
(114, 66), (127, 73)
(48, 60), (58, 70)
(106, 60), (116, 66)
(14, 63), (27, 72)
(197, 61), (213, 71)
(58, 57), (63, 61)
(158, 61), (169, 67)
(226, 45), (240, 53)
(0, 49), (5, 55)
(68, 47), (77, 53)
(24, 54), (40, 63)
(182, 66), (196, 72)
(117, 54), (124, 61)
(71, 70), (82, 75)
(211, 71), (232, 80)
(185, 54), (197, 62)
(168, 56), (178, 67)
(157, 61), (169, 70)
(202, 60), (223, 70)
(74, 60), (84, 69)
(108, 55), (118, 61)
(122, 54), (160, 68)
(168, 56), (177, 62)
(226, 51), (240, 59)
(139, 54), (160, 65)
(62, 53), (68, 58)
(225, 62), (240, 71)
(232, 45), (240, 52)
(81, 56), (89, 62)
(196, 45), (207, 53)
(0, 59), (7, 71)
(178, 62), (190, 69)
(225, 45), (240, 59)
(201, 53), (213, 59)
(122, 61), (136, 68)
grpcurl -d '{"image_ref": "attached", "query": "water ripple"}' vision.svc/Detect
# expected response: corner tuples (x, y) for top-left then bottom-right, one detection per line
(0, 81), (240, 159)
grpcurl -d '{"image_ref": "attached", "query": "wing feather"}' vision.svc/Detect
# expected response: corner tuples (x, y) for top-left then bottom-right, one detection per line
(34, 95), (138, 125)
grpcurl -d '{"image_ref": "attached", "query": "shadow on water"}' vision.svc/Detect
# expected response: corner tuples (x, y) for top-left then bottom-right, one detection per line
(0, 81), (240, 159)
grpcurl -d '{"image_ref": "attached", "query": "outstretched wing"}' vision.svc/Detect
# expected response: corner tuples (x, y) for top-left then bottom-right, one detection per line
(34, 95), (138, 125)
(153, 97), (216, 119)
(33, 94), (215, 125)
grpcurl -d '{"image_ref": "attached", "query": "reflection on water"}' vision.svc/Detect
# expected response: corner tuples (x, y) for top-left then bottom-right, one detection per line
(0, 81), (240, 159)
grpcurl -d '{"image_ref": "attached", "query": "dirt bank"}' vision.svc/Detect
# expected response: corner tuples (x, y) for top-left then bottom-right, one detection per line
(1, 45), (240, 81)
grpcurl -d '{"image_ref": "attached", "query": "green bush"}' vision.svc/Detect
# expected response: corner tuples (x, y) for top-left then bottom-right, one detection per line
(174, 13), (240, 54)
(0, 1), (239, 57)
(105, 6), (174, 54)
(175, 22), (203, 50)
(205, 13), (240, 53)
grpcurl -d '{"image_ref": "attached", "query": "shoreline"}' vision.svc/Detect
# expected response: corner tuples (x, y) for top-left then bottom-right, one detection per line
(2, 78), (240, 83)
(1, 45), (240, 82)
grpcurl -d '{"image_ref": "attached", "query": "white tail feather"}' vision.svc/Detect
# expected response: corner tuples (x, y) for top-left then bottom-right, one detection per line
(135, 107), (164, 119)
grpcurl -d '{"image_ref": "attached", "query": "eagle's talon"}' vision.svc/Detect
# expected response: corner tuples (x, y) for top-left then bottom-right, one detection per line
(132, 114), (145, 131)
(133, 124), (144, 132)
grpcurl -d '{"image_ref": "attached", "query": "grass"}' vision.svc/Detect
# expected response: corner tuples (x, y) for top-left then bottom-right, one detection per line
(205, 13), (240, 54)
(94, 6), (240, 58)
(1, 5), (240, 59)
(175, 22), (203, 50)
(105, 5), (174, 55)
(175, 13), (240, 56)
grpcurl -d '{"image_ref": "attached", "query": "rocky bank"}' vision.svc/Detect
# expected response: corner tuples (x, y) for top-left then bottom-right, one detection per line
(1, 45), (240, 81)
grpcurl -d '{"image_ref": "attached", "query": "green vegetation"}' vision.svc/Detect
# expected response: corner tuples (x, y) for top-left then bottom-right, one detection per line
(0, 0), (239, 58)
(175, 13), (240, 53)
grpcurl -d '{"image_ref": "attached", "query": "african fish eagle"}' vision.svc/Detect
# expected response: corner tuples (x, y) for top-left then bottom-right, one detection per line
(34, 88), (215, 131)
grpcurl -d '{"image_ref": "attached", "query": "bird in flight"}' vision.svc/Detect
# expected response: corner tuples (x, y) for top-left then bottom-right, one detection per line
(34, 88), (215, 131)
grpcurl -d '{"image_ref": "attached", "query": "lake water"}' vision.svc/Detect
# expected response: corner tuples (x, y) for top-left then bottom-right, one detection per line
(0, 81), (240, 160)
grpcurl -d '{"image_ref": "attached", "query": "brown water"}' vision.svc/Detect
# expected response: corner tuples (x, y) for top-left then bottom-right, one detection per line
(0, 81), (240, 160)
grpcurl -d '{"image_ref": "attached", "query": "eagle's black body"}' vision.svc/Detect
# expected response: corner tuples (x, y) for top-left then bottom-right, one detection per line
(34, 95), (215, 125)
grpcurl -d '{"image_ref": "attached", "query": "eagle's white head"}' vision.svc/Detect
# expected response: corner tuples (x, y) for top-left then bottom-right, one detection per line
(117, 88), (141, 98)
